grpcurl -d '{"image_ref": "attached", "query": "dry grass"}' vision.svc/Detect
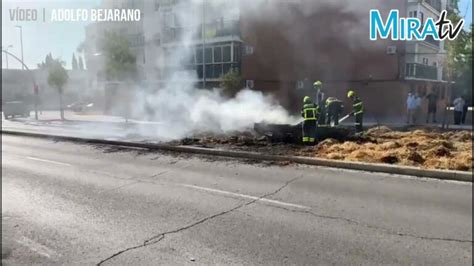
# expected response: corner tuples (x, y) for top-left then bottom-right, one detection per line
(315, 127), (473, 171)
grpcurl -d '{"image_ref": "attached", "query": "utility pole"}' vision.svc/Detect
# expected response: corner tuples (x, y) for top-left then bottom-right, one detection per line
(202, 0), (206, 89)
(15, 25), (24, 70)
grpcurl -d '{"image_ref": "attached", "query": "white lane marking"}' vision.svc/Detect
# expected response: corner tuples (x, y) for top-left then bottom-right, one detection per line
(15, 236), (57, 258)
(181, 184), (309, 210)
(26, 157), (72, 167)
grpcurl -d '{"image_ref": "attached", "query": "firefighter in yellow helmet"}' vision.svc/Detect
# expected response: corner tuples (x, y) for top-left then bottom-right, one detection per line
(347, 90), (364, 132)
(301, 96), (320, 145)
(325, 97), (344, 126)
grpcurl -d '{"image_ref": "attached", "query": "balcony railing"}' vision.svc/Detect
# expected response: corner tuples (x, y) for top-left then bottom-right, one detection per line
(423, 35), (440, 48)
(406, 63), (438, 80)
(163, 19), (240, 43)
(423, 0), (442, 12)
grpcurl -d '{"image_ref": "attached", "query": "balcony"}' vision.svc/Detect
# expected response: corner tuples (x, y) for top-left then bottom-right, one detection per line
(423, 0), (442, 12)
(163, 19), (240, 43)
(423, 35), (440, 48)
(406, 63), (438, 80)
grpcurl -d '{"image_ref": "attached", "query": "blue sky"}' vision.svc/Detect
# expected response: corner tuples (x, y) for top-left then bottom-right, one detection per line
(2, 0), (473, 69)
(2, 0), (101, 69)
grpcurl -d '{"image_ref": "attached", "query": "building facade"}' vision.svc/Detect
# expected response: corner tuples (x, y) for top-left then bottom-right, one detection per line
(83, 0), (453, 121)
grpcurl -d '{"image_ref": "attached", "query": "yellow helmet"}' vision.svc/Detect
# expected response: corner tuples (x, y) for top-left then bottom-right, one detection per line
(347, 90), (356, 98)
(303, 96), (312, 103)
(313, 81), (322, 88)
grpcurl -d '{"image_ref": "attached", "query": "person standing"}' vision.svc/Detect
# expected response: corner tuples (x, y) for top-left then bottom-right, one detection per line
(347, 90), (364, 132)
(314, 81), (326, 125)
(426, 91), (438, 123)
(461, 95), (469, 124)
(406, 92), (416, 124)
(301, 96), (319, 145)
(453, 96), (465, 125)
(414, 92), (422, 124)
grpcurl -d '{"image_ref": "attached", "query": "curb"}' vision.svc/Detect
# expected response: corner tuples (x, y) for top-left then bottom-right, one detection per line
(2, 129), (472, 183)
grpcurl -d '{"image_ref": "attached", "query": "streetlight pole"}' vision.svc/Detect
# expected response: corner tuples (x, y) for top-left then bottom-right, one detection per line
(202, 0), (206, 89)
(15, 25), (24, 70)
(2, 45), (13, 69)
(2, 49), (38, 120)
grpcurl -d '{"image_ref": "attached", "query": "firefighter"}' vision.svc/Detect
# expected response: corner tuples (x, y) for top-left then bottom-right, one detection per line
(347, 90), (364, 132)
(325, 97), (344, 126)
(301, 96), (319, 145)
(313, 81), (326, 125)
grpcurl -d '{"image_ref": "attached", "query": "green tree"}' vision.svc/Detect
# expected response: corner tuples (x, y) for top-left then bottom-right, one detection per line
(220, 68), (242, 96)
(101, 31), (137, 81)
(47, 58), (69, 120)
(37, 53), (54, 69)
(72, 53), (78, 70)
(445, 3), (472, 102)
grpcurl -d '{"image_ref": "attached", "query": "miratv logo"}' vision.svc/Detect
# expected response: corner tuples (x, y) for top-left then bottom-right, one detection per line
(370, 9), (465, 41)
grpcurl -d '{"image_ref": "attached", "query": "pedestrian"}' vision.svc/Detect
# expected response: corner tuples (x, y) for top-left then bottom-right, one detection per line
(453, 95), (465, 125)
(406, 92), (416, 124)
(461, 95), (469, 125)
(426, 91), (438, 123)
(301, 96), (319, 145)
(347, 90), (364, 133)
(414, 92), (422, 124)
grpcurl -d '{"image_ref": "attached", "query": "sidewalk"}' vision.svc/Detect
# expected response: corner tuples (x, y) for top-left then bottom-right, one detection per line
(2, 110), (165, 125)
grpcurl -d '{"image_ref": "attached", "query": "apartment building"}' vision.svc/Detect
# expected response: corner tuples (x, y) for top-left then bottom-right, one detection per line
(84, 0), (452, 120)
(238, 0), (451, 120)
(142, 0), (242, 88)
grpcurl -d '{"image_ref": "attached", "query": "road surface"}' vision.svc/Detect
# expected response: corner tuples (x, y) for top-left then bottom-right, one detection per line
(2, 135), (472, 265)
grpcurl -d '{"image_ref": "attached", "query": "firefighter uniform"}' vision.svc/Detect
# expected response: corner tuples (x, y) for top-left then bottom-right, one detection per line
(325, 97), (343, 126)
(301, 96), (319, 144)
(347, 91), (364, 132)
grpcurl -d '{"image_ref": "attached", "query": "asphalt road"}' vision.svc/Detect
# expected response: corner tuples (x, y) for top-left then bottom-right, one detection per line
(2, 135), (472, 265)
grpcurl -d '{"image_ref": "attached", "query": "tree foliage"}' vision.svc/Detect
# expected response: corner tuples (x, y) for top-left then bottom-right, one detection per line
(47, 58), (69, 120)
(101, 31), (137, 81)
(37, 53), (54, 69)
(220, 68), (241, 94)
(445, 1), (472, 101)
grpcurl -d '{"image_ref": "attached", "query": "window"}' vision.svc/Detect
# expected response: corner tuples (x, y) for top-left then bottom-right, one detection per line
(196, 48), (203, 64)
(409, 11), (417, 18)
(214, 47), (222, 63)
(223, 46), (231, 62)
(223, 64), (232, 75)
(205, 65), (213, 79)
(204, 48), (212, 63)
(234, 45), (241, 62)
(420, 12), (424, 23)
(213, 64), (223, 78)
(422, 58), (429, 65)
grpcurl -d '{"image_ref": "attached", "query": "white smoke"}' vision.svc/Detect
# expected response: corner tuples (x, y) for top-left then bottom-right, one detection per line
(124, 0), (297, 141)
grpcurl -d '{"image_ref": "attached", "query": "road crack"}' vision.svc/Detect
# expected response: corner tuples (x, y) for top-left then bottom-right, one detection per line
(270, 205), (473, 243)
(96, 176), (302, 265)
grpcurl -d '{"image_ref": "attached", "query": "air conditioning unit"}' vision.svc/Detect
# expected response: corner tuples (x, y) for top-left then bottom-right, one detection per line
(245, 80), (255, 89)
(296, 80), (305, 89)
(244, 45), (254, 56)
(386, 46), (397, 55)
